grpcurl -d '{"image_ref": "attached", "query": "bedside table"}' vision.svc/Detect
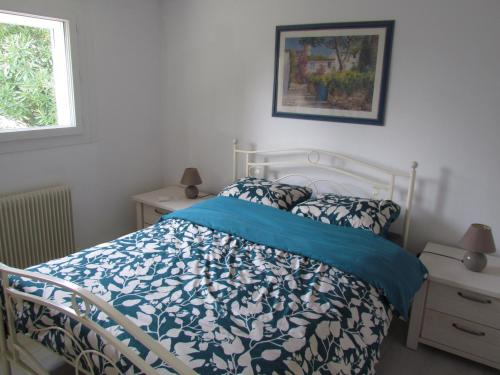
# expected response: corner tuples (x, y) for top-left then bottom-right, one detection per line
(407, 242), (500, 369)
(132, 186), (214, 229)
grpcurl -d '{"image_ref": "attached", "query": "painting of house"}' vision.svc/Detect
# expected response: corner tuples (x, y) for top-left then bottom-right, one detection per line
(281, 34), (377, 112)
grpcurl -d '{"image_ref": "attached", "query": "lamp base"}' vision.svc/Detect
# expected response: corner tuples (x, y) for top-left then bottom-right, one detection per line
(462, 251), (487, 272)
(185, 185), (199, 199)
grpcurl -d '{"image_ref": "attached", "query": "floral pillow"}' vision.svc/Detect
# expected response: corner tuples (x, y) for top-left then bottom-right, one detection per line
(291, 194), (401, 236)
(218, 177), (312, 210)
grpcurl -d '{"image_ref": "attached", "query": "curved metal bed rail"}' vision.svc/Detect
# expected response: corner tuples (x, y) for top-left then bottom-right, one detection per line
(0, 263), (196, 375)
(232, 139), (418, 249)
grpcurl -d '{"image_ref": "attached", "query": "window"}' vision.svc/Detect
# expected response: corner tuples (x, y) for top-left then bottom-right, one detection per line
(0, 11), (75, 134)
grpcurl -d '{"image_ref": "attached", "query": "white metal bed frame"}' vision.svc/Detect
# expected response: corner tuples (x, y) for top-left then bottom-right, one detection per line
(0, 266), (197, 375)
(0, 141), (418, 375)
(232, 140), (417, 249)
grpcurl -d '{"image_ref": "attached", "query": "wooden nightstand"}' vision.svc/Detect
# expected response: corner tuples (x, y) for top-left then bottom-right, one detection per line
(407, 242), (500, 369)
(132, 186), (214, 229)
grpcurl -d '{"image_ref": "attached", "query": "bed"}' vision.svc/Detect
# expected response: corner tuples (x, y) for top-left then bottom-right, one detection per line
(0, 142), (427, 375)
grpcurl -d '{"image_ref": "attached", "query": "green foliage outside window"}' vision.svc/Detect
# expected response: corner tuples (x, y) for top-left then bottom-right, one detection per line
(0, 23), (57, 127)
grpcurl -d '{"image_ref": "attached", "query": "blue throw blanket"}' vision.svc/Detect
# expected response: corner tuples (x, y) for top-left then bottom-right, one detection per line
(165, 196), (427, 319)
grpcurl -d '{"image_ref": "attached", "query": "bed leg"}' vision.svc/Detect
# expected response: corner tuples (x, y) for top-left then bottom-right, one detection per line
(0, 329), (11, 375)
(0, 355), (11, 375)
(406, 280), (428, 350)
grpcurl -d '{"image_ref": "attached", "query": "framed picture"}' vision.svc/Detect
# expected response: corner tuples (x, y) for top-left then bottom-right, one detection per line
(272, 21), (394, 125)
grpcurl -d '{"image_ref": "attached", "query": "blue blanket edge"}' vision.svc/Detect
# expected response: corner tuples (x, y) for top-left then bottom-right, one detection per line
(162, 196), (428, 319)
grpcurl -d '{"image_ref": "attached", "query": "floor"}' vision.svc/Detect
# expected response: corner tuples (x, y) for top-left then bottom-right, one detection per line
(11, 319), (499, 375)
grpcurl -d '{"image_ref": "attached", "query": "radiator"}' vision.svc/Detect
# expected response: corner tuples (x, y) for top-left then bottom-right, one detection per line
(0, 185), (75, 269)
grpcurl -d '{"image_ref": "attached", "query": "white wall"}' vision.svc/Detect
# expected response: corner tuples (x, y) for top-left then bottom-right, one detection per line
(0, 0), (164, 249)
(1, 0), (498, 255)
(161, 0), (500, 253)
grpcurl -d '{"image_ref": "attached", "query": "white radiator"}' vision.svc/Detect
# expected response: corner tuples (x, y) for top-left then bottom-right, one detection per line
(0, 185), (75, 268)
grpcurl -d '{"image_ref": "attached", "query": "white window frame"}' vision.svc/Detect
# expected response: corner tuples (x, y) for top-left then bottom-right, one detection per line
(0, 9), (81, 144)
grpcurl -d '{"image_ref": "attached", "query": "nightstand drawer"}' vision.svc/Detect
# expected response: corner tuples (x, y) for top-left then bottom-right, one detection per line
(427, 282), (500, 329)
(143, 204), (169, 225)
(422, 309), (500, 364)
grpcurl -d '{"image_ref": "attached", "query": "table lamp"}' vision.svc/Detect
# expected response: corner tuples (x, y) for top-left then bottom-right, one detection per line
(458, 223), (496, 272)
(180, 168), (202, 199)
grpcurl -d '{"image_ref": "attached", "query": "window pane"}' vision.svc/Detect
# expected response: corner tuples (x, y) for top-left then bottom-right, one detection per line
(0, 12), (74, 132)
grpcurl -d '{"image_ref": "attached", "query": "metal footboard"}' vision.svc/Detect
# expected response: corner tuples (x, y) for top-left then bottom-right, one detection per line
(0, 263), (196, 375)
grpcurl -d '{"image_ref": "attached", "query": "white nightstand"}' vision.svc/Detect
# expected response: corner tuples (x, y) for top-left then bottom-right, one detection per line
(407, 242), (500, 369)
(132, 186), (214, 229)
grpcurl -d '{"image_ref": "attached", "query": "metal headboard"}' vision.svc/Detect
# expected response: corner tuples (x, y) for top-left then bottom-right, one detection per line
(232, 140), (418, 249)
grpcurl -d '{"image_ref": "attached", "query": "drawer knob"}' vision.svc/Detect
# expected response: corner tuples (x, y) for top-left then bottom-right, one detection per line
(452, 323), (485, 337)
(457, 291), (492, 304)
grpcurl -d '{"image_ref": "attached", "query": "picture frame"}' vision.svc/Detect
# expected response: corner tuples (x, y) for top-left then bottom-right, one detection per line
(272, 21), (395, 125)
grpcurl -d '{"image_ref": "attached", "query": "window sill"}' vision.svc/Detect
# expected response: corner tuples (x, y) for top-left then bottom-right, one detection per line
(0, 125), (81, 142)
(0, 124), (93, 154)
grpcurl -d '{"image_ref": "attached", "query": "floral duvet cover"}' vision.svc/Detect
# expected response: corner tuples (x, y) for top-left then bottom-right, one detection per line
(6, 210), (399, 375)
